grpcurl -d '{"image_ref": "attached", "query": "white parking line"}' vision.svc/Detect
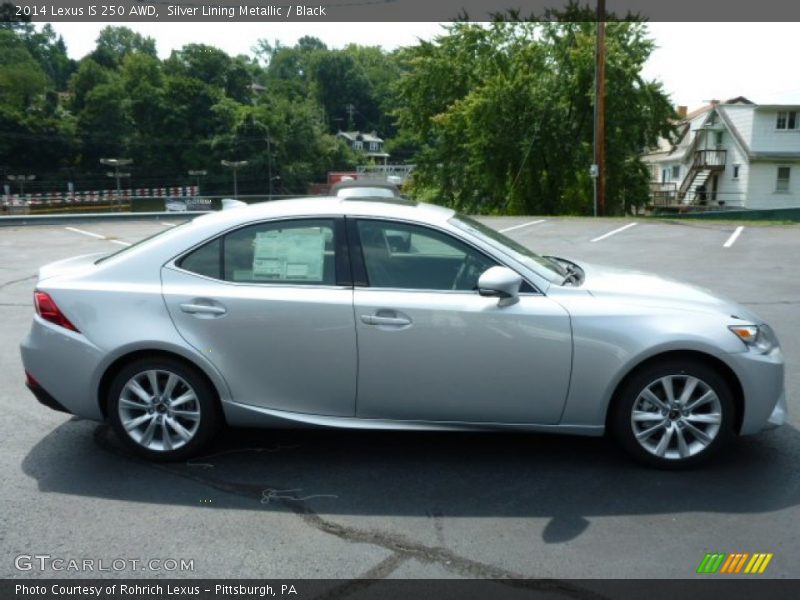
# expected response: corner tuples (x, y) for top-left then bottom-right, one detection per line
(65, 226), (132, 247)
(590, 222), (638, 243)
(160, 221), (177, 227)
(723, 226), (745, 248)
(499, 219), (546, 233)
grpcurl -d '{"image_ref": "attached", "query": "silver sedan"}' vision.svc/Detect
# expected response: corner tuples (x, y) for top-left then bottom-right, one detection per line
(20, 198), (787, 467)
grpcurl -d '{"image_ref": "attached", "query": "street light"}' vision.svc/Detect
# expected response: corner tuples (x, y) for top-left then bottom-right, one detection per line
(250, 119), (275, 200)
(100, 158), (133, 210)
(7, 174), (36, 197)
(221, 160), (248, 199)
(269, 175), (280, 200)
(188, 170), (207, 196)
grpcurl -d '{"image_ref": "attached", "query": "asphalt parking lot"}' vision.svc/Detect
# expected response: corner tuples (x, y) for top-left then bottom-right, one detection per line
(1, 215), (798, 584)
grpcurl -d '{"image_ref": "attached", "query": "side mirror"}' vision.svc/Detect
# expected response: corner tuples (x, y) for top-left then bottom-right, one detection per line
(477, 266), (522, 305)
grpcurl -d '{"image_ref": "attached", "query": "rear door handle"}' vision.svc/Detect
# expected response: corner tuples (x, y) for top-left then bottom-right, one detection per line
(361, 314), (412, 326)
(180, 303), (227, 316)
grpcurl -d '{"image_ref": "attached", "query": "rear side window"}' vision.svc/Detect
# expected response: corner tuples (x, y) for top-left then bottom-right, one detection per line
(178, 219), (337, 285)
(178, 238), (221, 279)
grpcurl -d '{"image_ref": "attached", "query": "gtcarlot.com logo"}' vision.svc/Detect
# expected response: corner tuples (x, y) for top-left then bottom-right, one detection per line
(697, 552), (773, 574)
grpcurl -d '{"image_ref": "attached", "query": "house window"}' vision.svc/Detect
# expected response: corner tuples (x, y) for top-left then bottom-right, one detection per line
(353, 141), (363, 150)
(671, 165), (680, 180)
(776, 166), (791, 192)
(732, 165), (740, 180)
(714, 131), (723, 147)
(776, 111), (798, 130)
(369, 142), (379, 152)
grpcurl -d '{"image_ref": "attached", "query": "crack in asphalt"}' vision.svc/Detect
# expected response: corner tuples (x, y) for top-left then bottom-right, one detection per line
(0, 274), (36, 290)
(314, 554), (409, 600)
(93, 427), (611, 600)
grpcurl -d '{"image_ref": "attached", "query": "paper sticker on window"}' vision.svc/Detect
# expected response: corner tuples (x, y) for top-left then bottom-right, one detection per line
(252, 227), (326, 281)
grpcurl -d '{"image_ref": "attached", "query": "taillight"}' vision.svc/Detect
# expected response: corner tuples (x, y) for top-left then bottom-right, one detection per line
(33, 291), (80, 332)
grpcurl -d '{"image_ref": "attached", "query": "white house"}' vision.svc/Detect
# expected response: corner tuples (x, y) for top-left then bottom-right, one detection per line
(336, 131), (390, 164)
(644, 97), (800, 209)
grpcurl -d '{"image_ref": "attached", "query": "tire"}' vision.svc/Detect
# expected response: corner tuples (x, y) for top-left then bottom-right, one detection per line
(107, 357), (221, 461)
(610, 359), (735, 469)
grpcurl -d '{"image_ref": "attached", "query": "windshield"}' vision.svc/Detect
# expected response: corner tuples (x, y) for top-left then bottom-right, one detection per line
(449, 215), (567, 281)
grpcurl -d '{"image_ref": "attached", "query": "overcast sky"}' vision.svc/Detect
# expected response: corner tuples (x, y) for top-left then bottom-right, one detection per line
(48, 21), (800, 110)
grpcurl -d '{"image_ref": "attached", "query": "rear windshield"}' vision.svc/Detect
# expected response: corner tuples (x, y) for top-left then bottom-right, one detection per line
(95, 221), (191, 264)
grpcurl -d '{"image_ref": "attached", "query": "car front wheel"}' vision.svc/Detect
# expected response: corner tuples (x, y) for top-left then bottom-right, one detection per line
(612, 360), (735, 468)
(107, 358), (220, 461)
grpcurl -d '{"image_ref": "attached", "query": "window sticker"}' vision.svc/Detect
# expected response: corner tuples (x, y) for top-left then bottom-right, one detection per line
(252, 227), (326, 281)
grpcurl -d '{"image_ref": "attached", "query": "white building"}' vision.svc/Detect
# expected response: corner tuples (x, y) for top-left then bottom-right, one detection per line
(644, 97), (800, 209)
(336, 131), (390, 164)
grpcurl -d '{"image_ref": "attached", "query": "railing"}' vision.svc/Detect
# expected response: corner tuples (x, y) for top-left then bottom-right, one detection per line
(692, 149), (727, 169)
(356, 164), (416, 183)
(649, 182), (679, 206)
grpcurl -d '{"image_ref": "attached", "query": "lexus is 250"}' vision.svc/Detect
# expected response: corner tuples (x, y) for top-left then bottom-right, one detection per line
(21, 197), (787, 467)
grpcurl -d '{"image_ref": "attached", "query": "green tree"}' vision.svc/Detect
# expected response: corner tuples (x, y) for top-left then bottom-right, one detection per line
(394, 19), (675, 215)
(89, 26), (157, 70)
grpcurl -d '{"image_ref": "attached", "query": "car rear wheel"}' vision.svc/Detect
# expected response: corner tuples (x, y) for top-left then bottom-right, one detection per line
(611, 360), (735, 468)
(107, 358), (220, 461)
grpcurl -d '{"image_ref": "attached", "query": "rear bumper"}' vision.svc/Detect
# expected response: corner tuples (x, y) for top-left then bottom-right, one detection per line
(20, 317), (105, 420)
(26, 381), (71, 414)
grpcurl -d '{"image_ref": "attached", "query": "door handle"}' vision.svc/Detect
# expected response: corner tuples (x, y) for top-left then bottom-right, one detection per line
(361, 314), (412, 326)
(180, 303), (227, 316)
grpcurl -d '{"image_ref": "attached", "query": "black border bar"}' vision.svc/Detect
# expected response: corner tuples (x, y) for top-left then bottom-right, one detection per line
(4, 0), (800, 22)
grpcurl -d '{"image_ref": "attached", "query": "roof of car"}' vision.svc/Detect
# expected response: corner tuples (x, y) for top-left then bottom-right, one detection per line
(191, 196), (455, 229)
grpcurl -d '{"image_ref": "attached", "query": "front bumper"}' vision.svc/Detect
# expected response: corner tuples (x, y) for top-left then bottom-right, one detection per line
(727, 347), (787, 435)
(764, 389), (788, 430)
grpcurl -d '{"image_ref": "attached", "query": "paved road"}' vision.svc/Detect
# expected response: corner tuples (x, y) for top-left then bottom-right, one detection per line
(1, 216), (798, 583)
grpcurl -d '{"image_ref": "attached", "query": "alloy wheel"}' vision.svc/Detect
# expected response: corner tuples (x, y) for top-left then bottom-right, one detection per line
(117, 369), (202, 452)
(630, 374), (723, 460)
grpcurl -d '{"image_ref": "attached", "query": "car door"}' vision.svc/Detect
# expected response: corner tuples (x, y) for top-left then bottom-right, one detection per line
(161, 217), (357, 417)
(351, 218), (572, 425)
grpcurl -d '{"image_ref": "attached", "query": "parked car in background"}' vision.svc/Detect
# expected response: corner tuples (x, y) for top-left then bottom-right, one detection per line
(21, 196), (786, 468)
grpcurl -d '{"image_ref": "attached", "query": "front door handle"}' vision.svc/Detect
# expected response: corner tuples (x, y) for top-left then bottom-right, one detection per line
(361, 314), (412, 326)
(180, 302), (227, 316)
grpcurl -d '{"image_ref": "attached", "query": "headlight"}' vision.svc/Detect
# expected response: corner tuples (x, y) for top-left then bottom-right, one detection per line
(728, 324), (779, 354)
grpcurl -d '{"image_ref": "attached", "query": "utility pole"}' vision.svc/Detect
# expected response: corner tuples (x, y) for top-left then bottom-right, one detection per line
(594, 0), (606, 216)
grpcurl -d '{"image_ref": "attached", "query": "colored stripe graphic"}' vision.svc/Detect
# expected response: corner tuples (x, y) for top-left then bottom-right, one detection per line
(699, 552), (774, 574)
(697, 553), (726, 574)
(744, 553), (774, 574)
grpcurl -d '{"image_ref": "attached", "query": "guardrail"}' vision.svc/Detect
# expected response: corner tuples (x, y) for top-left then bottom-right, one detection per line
(0, 211), (208, 227)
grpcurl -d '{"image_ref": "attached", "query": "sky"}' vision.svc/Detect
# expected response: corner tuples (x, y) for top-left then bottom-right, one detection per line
(47, 21), (800, 110)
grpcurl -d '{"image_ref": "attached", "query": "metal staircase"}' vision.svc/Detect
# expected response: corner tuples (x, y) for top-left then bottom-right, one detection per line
(678, 150), (726, 203)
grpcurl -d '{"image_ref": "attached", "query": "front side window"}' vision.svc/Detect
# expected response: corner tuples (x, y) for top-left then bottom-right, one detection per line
(776, 167), (791, 193)
(179, 219), (337, 285)
(356, 220), (496, 291)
